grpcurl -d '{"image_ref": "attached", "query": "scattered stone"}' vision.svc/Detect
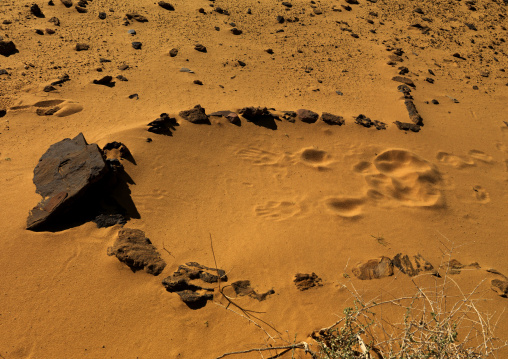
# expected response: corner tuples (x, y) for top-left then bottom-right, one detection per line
(0, 41), (19, 57)
(128, 29), (136, 35)
(126, 13), (148, 22)
(43, 85), (56, 92)
(265, 48), (274, 54)
(392, 76), (415, 87)
(321, 112), (345, 126)
(158, 1), (175, 11)
(162, 262), (227, 309)
(60, 0), (72, 7)
(231, 28), (242, 35)
(169, 48), (178, 57)
(48, 16), (60, 25)
(294, 273), (323, 291)
(491, 279), (508, 297)
(209, 111), (240, 125)
(398, 84), (413, 99)
(132, 42), (142, 50)
(50, 73), (70, 86)
(107, 228), (166, 275)
(31, 4), (45, 18)
(179, 67), (194, 73)
(354, 114), (386, 130)
(392, 253), (438, 277)
(232, 280), (275, 301)
(239, 107), (273, 122)
(0, 69), (9, 75)
(116, 75), (128, 82)
(75, 43), (89, 51)
(452, 53), (465, 60)
(425, 77), (434, 84)
(394, 121), (420, 132)
(45, 28), (55, 34)
(282, 2), (292, 7)
(440, 260), (480, 275)
(128, 93), (139, 100)
(98, 12), (106, 19)
(352, 257), (394, 280)
(75, 6), (87, 13)
(282, 111), (297, 122)
(276, 15), (285, 24)
(179, 105), (210, 124)
(404, 100), (423, 126)
(297, 109), (319, 123)
(147, 113), (177, 135)
(118, 64), (129, 71)
(93, 75), (114, 86)
(238, 60), (246, 67)
(26, 133), (109, 230)
(194, 44), (207, 53)
(431, 99), (439, 105)
(0, 109), (6, 118)
(35, 29), (44, 35)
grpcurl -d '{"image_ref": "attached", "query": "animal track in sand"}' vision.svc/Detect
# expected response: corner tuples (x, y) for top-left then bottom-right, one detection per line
(436, 150), (493, 168)
(236, 147), (286, 166)
(325, 197), (365, 218)
(473, 185), (490, 203)
(255, 200), (302, 221)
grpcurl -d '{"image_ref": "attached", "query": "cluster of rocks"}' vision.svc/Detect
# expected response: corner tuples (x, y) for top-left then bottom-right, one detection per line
(26, 133), (135, 231)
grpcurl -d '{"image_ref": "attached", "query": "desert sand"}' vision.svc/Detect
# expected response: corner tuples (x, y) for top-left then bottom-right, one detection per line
(1, 0), (508, 357)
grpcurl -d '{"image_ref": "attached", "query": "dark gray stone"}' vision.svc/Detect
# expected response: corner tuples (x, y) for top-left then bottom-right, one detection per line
(321, 112), (345, 126)
(0, 41), (18, 57)
(297, 109), (319, 123)
(27, 133), (109, 230)
(158, 1), (175, 11)
(107, 228), (166, 275)
(179, 105), (210, 124)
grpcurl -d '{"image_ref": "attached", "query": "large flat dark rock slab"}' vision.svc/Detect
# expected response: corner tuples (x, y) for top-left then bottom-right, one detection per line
(27, 133), (109, 230)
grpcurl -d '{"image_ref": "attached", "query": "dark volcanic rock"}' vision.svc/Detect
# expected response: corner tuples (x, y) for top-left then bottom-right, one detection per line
(51, 73), (70, 86)
(239, 107), (271, 121)
(210, 110), (241, 125)
(392, 76), (415, 87)
(297, 109), (319, 123)
(162, 262), (227, 309)
(231, 280), (275, 301)
(107, 228), (166, 275)
(169, 48), (178, 57)
(31, 3), (45, 18)
(0, 109), (6, 118)
(491, 279), (508, 297)
(321, 112), (345, 126)
(98, 12), (106, 19)
(75, 5), (87, 13)
(294, 273), (323, 291)
(230, 28), (242, 35)
(179, 105), (210, 124)
(392, 253), (438, 277)
(194, 44), (207, 53)
(0, 41), (19, 57)
(93, 75), (114, 87)
(132, 42), (142, 50)
(26, 133), (109, 230)
(147, 113), (178, 135)
(126, 13), (148, 22)
(61, 0), (72, 7)
(394, 121), (420, 132)
(158, 1), (175, 11)
(75, 43), (89, 51)
(354, 114), (386, 130)
(404, 100), (423, 126)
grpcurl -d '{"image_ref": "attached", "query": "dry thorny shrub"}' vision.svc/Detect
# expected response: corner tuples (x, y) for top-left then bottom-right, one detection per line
(213, 238), (507, 359)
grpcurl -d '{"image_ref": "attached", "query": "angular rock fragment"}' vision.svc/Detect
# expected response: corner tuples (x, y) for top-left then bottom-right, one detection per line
(107, 228), (166, 275)
(0, 41), (19, 57)
(194, 44), (207, 53)
(93, 75), (114, 87)
(294, 273), (323, 291)
(162, 262), (227, 309)
(169, 48), (178, 57)
(75, 6), (87, 13)
(126, 13), (148, 22)
(239, 107), (272, 122)
(404, 100), (423, 126)
(27, 133), (109, 230)
(75, 43), (89, 51)
(132, 42), (142, 50)
(51, 73), (70, 86)
(354, 114), (386, 130)
(491, 279), (508, 297)
(297, 109), (319, 123)
(392, 76), (415, 87)
(158, 1), (175, 11)
(209, 110), (241, 125)
(392, 253), (437, 277)
(179, 105), (210, 124)
(282, 111), (297, 122)
(441, 259), (480, 275)
(231, 280), (275, 301)
(60, 0), (72, 7)
(147, 113), (178, 135)
(31, 4), (45, 18)
(352, 257), (394, 280)
(394, 121), (420, 132)
(321, 112), (345, 126)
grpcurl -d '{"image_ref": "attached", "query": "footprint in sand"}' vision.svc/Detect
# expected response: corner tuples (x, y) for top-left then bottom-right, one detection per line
(296, 147), (335, 171)
(324, 197), (365, 218)
(236, 148), (286, 166)
(255, 200), (301, 221)
(473, 185), (490, 203)
(436, 150), (493, 168)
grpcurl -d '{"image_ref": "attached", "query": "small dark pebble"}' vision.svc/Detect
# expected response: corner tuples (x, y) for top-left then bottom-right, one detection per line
(116, 75), (128, 81)
(425, 77), (434, 84)
(132, 42), (142, 50)
(169, 48), (178, 57)
(158, 1), (175, 11)
(129, 94), (139, 100)
(431, 99), (439, 104)
(99, 12), (106, 19)
(195, 44), (207, 53)
(75, 43), (89, 51)
(231, 28), (242, 35)
(43, 85), (56, 92)
(193, 80), (203, 85)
